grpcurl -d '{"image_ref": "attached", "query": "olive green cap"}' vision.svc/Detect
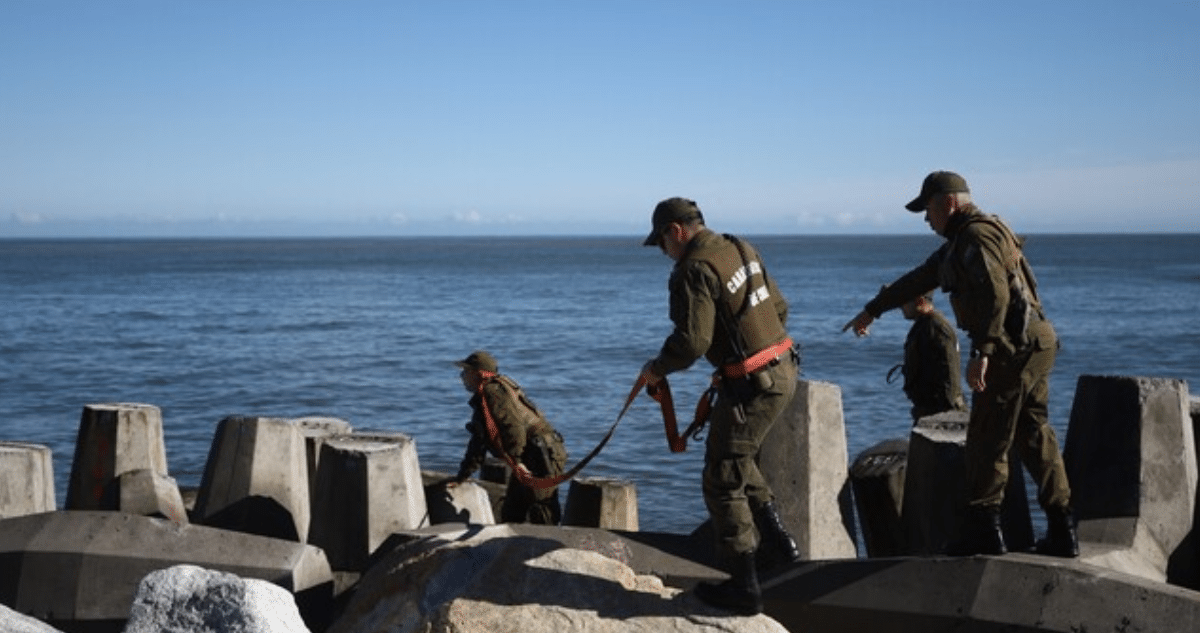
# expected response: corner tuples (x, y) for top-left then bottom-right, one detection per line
(905, 171), (970, 211)
(454, 350), (497, 373)
(643, 197), (704, 246)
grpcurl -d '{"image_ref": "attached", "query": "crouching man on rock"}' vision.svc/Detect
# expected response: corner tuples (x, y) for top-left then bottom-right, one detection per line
(452, 350), (568, 525)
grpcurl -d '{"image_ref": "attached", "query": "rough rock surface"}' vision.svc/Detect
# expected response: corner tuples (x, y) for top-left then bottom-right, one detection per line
(329, 530), (786, 633)
(0, 604), (64, 633)
(123, 564), (310, 633)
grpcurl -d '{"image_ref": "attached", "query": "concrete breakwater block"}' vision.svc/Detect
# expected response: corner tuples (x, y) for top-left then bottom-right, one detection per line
(193, 415), (310, 542)
(761, 553), (1200, 632)
(65, 403), (168, 512)
(105, 469), (188, 524)
(902, 411), (1033, 556)
(291, 416), (354, 502)
(0, 442), (56, 519)
(308, 432), (429, 572)
(0, 511), (332, 632)
(424, 480), (496, 526)
(563, 477), (639, 531)
(1064, 375), (1197, 584)
(850, 438), (908, 557)
(421, 469), (507, 523)
(760, 379), (858, 560)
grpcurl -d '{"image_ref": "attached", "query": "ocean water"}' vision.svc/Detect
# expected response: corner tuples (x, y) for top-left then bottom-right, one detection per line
(2, 233), (1197, 535)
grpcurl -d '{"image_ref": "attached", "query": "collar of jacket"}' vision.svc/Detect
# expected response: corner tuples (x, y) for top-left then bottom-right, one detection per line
(676, 228), (719, 263)
(943, 204), (982, 240)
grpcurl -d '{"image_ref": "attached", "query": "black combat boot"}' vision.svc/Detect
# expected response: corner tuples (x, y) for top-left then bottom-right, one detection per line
(694, 551), (762, 615)
(753, 500), (802, 566)
(946, 506), (1007, 556)
(1035, 506), (1079, 558)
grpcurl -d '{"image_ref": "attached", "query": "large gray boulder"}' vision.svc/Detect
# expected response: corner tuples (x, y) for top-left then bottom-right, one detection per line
(123, 565), (310, 633)
(0, 604), (64, 633)
(328, 525), (787, 633)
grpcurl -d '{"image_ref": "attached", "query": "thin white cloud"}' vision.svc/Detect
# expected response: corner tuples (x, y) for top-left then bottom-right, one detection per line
(453, 210), (483, 224)
(12, 211), (46, 225)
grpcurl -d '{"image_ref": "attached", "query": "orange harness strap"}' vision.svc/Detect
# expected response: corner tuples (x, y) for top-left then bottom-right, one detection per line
(722, 337), (795, 379)
(663, 337), (796, 451)
(644, 377), (690, 453)
(474, 337), (795, 487)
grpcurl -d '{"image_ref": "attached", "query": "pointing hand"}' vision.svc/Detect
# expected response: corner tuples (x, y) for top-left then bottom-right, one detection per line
(843, 310), (874, 337)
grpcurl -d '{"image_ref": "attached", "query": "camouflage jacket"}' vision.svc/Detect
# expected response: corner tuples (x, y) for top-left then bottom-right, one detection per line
(866, 205), (1046, 357)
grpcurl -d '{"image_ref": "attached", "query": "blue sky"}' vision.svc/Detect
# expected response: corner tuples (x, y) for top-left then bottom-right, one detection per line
(2, 1), (1197, 237)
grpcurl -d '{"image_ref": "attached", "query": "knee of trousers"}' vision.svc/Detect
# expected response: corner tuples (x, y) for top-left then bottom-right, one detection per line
(702, 454), (761, 499)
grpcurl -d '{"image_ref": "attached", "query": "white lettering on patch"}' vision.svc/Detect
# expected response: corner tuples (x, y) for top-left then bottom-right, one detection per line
(749, 285), (770, 307)
(725, 261), (762, 294)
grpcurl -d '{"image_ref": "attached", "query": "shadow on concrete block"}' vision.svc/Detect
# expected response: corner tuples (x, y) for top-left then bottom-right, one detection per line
(65, 403), (168, 513)
(193, 415), (310, 543)
(851, 438), (908, 557)
(0, 511), (332, 633)
(563, 477), (639, 531)
(424, 479), (496, 526)
(903, 411), (1033, 556)
(200, 494), (300, 541)
(1064, 375), (1197, 585)
(761, 553), (1200, 632)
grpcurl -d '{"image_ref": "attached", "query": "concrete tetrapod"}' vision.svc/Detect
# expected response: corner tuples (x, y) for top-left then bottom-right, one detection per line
(0, 511), (332, 633)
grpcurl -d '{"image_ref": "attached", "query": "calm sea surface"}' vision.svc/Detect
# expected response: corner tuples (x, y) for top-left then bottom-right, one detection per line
(2, 234), (1197, 534)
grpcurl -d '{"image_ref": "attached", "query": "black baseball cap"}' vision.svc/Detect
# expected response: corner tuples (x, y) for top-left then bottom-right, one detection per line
(454, 350), (498, 373)
(905, 171), (970, 211)
(643, 197), (704, 246)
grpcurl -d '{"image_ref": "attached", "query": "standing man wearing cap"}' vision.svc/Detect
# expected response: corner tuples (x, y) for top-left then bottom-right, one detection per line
(453, 350), (568, 525)
(641, 197), (801, 615)
(898, 291), (967, 422)
(842, 171), (1077, 558)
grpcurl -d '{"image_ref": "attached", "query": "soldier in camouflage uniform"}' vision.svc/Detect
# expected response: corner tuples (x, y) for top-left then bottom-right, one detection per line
(641, 197), (801, 614)
(899, 291), (967, 421)
(453, 350), (567, 525)
(844, 171), (1077, 558)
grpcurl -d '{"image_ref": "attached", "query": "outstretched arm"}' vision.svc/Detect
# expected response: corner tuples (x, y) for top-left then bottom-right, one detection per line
(842, 310), (876, 337)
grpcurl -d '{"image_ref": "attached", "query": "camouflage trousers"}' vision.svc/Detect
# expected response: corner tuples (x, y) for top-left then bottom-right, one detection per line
(501, 434), (566, 525)
(702, 356), (798, 559)
(965, 319), (1071, 511)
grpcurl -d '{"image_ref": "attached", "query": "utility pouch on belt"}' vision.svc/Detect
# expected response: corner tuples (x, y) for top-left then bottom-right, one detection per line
(720, 377), (754, 425)
(530, 430), (567, 473)
(1004, 290), (1033, 351)
(754, 368), (775, 392)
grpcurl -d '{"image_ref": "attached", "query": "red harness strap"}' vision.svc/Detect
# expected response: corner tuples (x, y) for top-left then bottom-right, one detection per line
(656, 337), (796, 452)
(722, 337), (794, 379)
(643, 377), (689, 453)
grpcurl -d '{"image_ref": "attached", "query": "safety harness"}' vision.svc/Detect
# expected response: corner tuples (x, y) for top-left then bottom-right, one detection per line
(471, 331), (794, 489)
(644, 336), (796, 453)
(474, 371), (622, 491)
